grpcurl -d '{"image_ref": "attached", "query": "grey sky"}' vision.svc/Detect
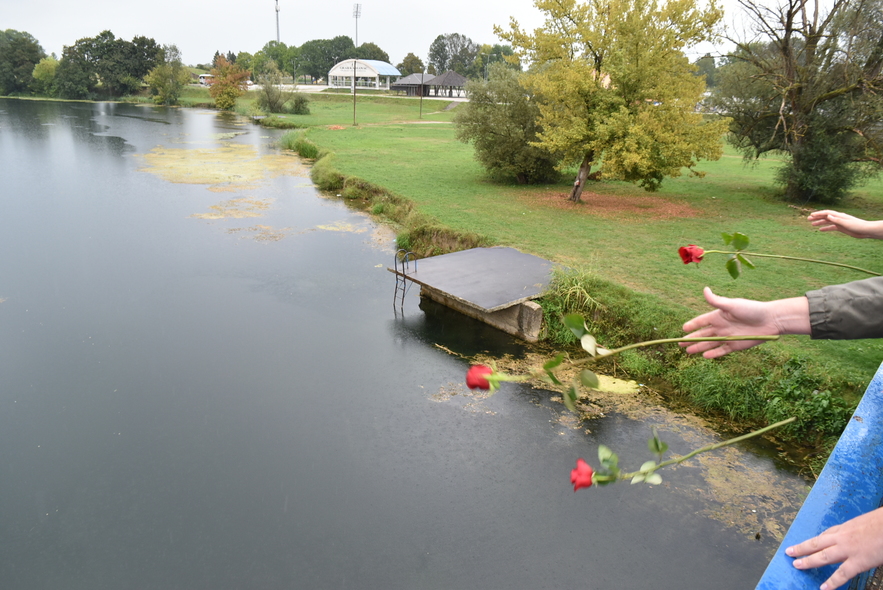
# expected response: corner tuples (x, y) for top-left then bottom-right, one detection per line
(2, 0), (741, 68)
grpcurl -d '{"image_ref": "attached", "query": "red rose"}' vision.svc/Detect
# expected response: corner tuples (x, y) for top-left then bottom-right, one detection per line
(570, 458), (594, 491)
(466, 365), (493, 390)
(678, 244), (705, 264)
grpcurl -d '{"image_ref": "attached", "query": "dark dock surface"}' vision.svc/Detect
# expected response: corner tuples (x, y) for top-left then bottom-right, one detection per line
(389, 247), (555, 312)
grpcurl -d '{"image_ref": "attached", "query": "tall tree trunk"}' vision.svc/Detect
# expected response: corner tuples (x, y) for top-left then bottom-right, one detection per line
(569, 152), (594, 202)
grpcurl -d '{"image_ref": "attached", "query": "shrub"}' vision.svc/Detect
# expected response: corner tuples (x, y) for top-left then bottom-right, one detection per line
(310, 154), (345, 191)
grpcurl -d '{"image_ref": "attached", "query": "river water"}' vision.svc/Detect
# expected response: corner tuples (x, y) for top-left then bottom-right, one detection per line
(0, 98), (806, 589)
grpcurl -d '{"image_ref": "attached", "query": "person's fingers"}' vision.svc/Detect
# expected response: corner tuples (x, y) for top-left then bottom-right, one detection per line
(823, 564), (861, 590)
(787, 530), (839, 558)
(682, 313), (719, 334)
(703, 339), (766, 358)
(681, 339), (724, 355)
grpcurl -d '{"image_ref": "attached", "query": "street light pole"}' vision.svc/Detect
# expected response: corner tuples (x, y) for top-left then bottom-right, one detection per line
(353, 4), (361, 47)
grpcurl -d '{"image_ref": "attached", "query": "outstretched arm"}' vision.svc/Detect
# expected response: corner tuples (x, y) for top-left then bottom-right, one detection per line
(680, 287), (811, 358)
(786, 507), (883, 590)
(808, 210), (883, 240)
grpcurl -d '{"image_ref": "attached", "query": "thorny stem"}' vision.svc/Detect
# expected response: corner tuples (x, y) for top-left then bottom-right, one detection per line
(617, 417), (797, 481)
(703, 249), (880, 276)
(567, 335), (780, 369)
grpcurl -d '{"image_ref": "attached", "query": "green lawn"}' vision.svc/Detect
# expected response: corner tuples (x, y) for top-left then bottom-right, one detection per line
(280, 95), (883, 392)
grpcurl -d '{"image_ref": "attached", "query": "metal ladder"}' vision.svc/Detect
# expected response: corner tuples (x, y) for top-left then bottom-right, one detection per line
(393, 249), (417, 314)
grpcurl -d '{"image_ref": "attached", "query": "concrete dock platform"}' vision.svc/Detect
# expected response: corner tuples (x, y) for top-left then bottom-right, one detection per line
(389, 247), (556, 342)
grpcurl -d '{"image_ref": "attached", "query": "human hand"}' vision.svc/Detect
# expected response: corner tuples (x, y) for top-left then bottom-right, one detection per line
(680, 288), (781, 358)
(680, 288), (809, 359)
(808, 210), (883, 240)
(786, 507), (883, 590)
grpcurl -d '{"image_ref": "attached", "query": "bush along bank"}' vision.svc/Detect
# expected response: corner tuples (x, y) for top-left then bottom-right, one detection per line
(283, 135), (858, 465)
(540, 267), (859, 464)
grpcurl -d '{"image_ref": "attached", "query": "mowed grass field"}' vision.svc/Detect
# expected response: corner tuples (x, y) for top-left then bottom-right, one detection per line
(234, 89), (883, 404)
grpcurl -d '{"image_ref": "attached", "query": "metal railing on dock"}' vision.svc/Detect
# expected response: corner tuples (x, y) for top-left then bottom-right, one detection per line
(393, 249), (417, 313)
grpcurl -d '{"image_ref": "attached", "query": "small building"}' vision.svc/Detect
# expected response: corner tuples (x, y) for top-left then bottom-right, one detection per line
(327, 59), (401, 90)
(198, 73), (214, 86)
(390, 73), (436, 97)
(426, 70), (468, 98)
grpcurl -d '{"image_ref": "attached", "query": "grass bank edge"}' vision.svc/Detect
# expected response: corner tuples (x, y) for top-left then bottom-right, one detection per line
(285, 130), (860, 459)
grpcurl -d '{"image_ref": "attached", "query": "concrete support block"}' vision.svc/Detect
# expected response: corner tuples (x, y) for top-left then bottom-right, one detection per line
(420, 287), (543, 342)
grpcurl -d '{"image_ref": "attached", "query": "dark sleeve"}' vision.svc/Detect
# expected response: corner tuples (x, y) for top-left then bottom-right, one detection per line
(806, 277), (883, 340)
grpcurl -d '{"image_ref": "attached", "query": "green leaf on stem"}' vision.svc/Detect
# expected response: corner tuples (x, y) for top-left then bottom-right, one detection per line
(580, 369), (600, 390)
(640, 460), (657, 473)
(580, 334), (597, 356)
(630, 474), (645, 484)
(731, 232), (750, 251)
(645, 473), (663, 485)
(545, 370), (562, 386)
(543, 353), (565, 371)
(598, 446), (619, 474)
(598, 445), (614, 463)
(562, 384), (578, 412)
(737, 253), (756, 269)
(721, 232), (733, 245)
(726, 256), (741, 279)
(648, 430), (669, 455)
(563, 314), (587, 338)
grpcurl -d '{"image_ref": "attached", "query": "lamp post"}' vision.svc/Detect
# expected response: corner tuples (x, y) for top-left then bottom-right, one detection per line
(353, 4), (361, 47)
(484, 53), (499, 81)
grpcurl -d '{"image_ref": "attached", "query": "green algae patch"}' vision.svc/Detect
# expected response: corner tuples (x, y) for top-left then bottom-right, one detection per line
(226, 224), (292, 241)
(432, 349), (809, 543)
(191, 197), (272, 220)
(316, 220), (369, 234)
(136, 143), (306, 188)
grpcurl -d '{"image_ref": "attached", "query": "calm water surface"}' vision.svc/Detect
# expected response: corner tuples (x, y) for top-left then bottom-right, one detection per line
(0, 99), (802, 589)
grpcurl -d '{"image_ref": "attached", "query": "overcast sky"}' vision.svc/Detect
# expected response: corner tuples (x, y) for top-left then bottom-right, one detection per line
(2, 0), (738, 67)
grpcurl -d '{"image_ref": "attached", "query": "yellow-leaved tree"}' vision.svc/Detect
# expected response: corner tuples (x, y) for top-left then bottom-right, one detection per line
(498, 0), (729, 201)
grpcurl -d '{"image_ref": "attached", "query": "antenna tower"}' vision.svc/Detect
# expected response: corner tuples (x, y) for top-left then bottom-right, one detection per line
(275, 0), (281, 43)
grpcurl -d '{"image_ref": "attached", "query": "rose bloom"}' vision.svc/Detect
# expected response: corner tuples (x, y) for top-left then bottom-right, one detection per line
(678, 244), (704, 264)
(571, 458), (594, 491)
(466, 365), (493, 390)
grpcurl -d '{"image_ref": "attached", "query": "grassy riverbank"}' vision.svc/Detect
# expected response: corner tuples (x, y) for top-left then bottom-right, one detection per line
(18, 88), (874, 456)
(261, 90), (883, 456)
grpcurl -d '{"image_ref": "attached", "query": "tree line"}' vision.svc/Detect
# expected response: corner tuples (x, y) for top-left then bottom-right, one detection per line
(4, 0), (883, 204)
(453, 0), (883, 205)
(0, 28), (515, 101)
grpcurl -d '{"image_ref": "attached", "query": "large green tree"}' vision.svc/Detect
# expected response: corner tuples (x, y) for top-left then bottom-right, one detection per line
(259, 41), (298, 78)
(354, 42), (390, 63)
(144, 44), (191, 105)
(396, 53), (425, 76)
(298, 36), (356, 81)
(428, 33), (478, 75)
(30, 55), (58, 95)
(500, 0), (728, 201)
(454, 63), (560, 184)
(469, 44), (519, 79)
(0, 29), (46, 95)
(54, 31), (160, 99)
(715, 0), (883, 204)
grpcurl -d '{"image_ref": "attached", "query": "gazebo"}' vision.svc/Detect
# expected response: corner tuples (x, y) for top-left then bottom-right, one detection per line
(426, 70), (468, 97)
(328, 59), (401, 90)
(390, 73), (435, 97)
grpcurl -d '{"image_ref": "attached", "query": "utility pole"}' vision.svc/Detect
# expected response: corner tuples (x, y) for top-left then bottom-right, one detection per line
(353, 59), (358, 125)
(275, 0), (280, 43)
(353, 4), (361, 47)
